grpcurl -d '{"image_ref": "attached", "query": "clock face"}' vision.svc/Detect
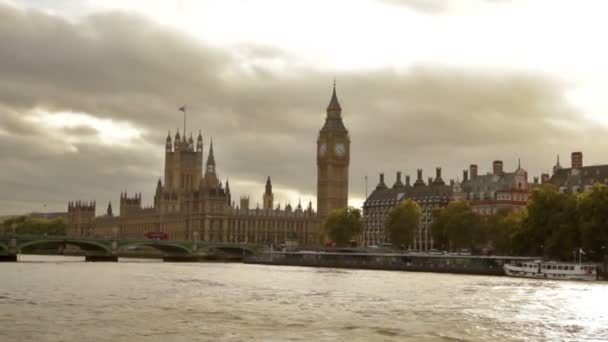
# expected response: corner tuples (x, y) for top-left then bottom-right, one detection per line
(319, 143), (327, 156)
(334, 143), (345, 157)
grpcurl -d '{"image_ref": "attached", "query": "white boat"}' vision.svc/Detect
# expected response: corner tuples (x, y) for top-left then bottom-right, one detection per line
(503, 260), (597, 281)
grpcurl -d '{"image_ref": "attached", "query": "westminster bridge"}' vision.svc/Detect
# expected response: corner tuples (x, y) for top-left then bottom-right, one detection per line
(0, 234), (267, 262)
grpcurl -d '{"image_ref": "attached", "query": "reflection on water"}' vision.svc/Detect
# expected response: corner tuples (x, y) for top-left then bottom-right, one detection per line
(1, 255), (607, 341)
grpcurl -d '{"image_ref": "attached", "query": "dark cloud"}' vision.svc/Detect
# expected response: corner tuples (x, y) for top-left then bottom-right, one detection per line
(0, 2), (606, 215)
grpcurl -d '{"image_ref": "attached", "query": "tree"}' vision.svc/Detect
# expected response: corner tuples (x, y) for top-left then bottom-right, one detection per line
(578, 183), (608, 262)
(526, 184), (579, 260)
(323, 207), (363, 246)
(385, 199), (420, 249)
(431, 200), (481, 251)
(483, 208), (527, 255)
(0, 216), (66, 235)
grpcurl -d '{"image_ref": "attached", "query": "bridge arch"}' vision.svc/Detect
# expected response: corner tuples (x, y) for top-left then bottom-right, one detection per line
(210, 245), (257, 256)
(119, 242), (192, 255)
(18, 239), (111, 253)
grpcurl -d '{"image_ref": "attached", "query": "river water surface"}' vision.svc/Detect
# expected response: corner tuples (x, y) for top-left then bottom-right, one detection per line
(1, 255), (607, 341)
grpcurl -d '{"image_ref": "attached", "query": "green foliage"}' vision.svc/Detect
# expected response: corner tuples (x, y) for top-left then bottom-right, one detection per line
(323, 207), (363, 246)
(525, 184), (579, 260)
(482, 208), (526, 255)
(578, 184), (608, 261)
(385, 199), (420, 248)
(431, 200), (481, 251)
(0, 216), (66, 235)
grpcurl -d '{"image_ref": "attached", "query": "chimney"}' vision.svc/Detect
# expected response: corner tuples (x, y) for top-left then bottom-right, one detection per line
(571, 152), (583, 169)
(470, 164), (478, 178)
(377, 173), (387, 189)
(393, 171), (404, 188)
(405, 175), (411, 187)
(414, 169), (425, 187)
(493, 160), (504, 176)
(541, 173), (550, 184)
(463, 170), (469, 182)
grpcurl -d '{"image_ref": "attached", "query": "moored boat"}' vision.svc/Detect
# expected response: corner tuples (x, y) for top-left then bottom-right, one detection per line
(504, 260), (597, 281)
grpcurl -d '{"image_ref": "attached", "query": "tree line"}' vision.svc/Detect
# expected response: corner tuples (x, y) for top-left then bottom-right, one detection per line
(322, 183), (608, 261)
(0, 216), (67, 235)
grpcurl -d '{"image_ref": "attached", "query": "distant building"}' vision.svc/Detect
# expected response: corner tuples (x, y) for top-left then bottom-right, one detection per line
(461, 160), (530, 216)
(550, 152), (608, 192)
(66, 86), (351, 246)
(362, 168), (452, 250)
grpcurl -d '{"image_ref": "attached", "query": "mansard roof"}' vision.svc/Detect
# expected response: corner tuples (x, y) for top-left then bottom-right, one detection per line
(364, 183), (452, 207)
(550, 164), (608, 189)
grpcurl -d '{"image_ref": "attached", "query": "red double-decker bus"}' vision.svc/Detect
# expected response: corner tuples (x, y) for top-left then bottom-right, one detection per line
(144, 232), (169, 240)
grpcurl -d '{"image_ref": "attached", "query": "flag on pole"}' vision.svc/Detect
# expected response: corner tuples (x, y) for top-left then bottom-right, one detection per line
(179, 105), (186, 112)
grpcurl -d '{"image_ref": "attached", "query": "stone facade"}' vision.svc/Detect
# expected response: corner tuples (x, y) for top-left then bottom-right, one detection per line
(462, 160), (530, 216)
(317, 84), (350, 222)
(362, 168), (453, 250)
(66, 87), (349, 246)
(550, 152), (608, 193)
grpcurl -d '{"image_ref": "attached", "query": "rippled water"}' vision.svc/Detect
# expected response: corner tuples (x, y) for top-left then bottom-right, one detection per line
(1, 255), (607, 341)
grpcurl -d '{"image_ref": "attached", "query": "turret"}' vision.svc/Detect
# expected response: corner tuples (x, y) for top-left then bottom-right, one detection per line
(463, 170), (469, 182)
(263, 176), (274, 209)
(106, 201), (113, 217)
(166, 131), (172, 152)
(188, 134), (194, 151)
(225, 179), (231, 205)
(196, 130), (203, 152)
(405, 175), (411, 187)
(174, 129), (181, 150)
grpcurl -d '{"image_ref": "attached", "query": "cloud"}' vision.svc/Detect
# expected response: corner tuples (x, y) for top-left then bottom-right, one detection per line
(381, 0), (519, 14)
(0, 2), (605, 215)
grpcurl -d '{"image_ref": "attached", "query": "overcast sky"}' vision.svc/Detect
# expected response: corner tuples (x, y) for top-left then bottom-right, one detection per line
(2, 0), (608, 215)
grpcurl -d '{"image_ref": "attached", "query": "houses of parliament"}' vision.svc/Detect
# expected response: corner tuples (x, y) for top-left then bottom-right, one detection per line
(66, 86), (350, 246)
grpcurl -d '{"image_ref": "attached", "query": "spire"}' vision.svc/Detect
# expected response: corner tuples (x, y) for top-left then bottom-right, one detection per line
(553, 154), (562, 174)
(206, 138), (216, 173)
(106, 201), (113, 216)
(166, 130), (171, 141)
(326, 80), (342, 113)
(265, 176), (272, 195)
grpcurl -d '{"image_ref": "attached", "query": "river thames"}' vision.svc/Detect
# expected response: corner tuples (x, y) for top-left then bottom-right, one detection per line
(1, 255), (607, 341)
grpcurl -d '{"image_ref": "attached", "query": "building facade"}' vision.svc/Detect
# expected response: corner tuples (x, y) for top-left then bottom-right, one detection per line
(362, 168), (452, 250)
(317, 84), (350, 222)
(67, 87), (349, 246)
(550, 152), (608, 192)
(462, 160), (530, 216)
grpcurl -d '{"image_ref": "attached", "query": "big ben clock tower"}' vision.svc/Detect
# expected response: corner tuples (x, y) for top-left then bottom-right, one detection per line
(317, 83), (350, 222)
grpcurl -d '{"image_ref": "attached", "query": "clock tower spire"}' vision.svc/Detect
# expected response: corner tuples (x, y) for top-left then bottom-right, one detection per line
(317, 82), (350, 222)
